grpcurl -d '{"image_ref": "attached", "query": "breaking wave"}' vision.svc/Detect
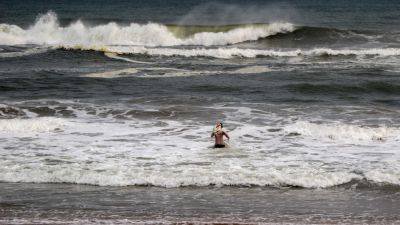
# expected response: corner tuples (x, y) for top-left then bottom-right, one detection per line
(92, 46), (400, 59)
(1, 11), (399, 59)
(0, 11), (294, 47)
(284, 121), (399, 141)
(1, 163), (400, 188)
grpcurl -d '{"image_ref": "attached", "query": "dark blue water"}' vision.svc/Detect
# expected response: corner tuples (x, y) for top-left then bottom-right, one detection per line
(2, 0), (400, 29)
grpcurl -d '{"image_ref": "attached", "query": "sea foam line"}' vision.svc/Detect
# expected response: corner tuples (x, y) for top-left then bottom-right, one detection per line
(0, 117), (65, 133)
(2, 164), (400, 188)
(0, 47), (50, 58)
(0, 165), (363, 188)
(72, 45), (400, 59)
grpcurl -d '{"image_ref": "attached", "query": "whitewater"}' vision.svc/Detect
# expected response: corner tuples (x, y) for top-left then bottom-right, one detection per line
(0, 12), (294, 47)
(1, 101), (400, 188)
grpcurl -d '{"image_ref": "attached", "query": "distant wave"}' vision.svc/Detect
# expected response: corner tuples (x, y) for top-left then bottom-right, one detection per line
(0, 11), (294, 47)
(0, 12), (383, 49)
(2, 11), (399, 60)
(73, 45), (400, 59)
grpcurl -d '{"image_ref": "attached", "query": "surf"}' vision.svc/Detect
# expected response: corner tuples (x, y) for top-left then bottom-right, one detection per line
(0, 11), (295, 47)
(2, 11), (400, 61)
(82, 45), (400, 59)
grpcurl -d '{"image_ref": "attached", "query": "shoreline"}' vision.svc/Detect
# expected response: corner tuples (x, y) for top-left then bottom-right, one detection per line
(1, 182), (399, 224)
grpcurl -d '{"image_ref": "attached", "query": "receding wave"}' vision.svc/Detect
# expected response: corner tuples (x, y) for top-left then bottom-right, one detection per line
(1, 164), (400, 189)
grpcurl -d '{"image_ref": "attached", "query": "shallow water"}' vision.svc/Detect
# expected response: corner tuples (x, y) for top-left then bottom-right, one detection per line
(1, 183), (400, 224)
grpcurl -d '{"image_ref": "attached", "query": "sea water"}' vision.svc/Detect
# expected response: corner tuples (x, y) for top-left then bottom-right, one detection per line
(1, 0), (400, 223)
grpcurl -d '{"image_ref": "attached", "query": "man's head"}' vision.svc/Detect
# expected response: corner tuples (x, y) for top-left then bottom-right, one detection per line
(216, 122), (223, 128)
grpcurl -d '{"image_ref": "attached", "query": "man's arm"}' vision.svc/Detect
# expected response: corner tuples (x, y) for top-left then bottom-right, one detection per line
(223, 131), (230, 140)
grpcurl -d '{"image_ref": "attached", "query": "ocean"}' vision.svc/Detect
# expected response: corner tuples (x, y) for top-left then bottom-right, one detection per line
(1, 0), (400, 224)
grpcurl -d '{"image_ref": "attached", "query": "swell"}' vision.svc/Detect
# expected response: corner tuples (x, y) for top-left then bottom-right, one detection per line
(259, 26), (382, 48)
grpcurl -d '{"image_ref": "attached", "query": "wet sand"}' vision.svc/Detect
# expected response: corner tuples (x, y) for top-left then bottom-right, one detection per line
(1, 182), (400, 224)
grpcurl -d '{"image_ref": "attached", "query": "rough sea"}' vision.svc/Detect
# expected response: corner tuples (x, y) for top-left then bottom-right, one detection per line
(1, 0), (400, 224)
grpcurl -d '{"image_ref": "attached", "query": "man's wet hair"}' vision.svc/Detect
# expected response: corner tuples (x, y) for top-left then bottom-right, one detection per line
(220, 122), (223, 128)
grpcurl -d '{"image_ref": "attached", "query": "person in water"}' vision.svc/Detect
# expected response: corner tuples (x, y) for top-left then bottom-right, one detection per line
(211, 122), (230, 148)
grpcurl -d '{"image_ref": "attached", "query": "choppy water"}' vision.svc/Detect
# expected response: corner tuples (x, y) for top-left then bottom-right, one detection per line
(1, 0), (400, 223)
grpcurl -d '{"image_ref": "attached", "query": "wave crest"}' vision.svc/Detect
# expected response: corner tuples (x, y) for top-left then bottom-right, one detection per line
(0, 11), (294, 47)
(0, 165), (364, 188)
(2, 165), (400, 189)
(284, 121), (398, 141)
(69, 45), (400, 59)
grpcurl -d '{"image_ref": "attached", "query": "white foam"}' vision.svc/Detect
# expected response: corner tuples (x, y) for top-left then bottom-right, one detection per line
(232, 65), (271, 74)
(180, 22), (294, 46)
(1, 103), (400, 188)
(0, 116), (371, 188)
(88, 45), (301, 59)
(83, 68), (138, 78)
(82, 45), (400, 59)
(104, 52), (150, 64)
(309, 48), (400, 57)
(0, 159), (362, 188)
(365, 169), (400, 185)
(284, 121), (398, 141)
(0, 117), (65, 133)
(0, 12), (294, 47)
